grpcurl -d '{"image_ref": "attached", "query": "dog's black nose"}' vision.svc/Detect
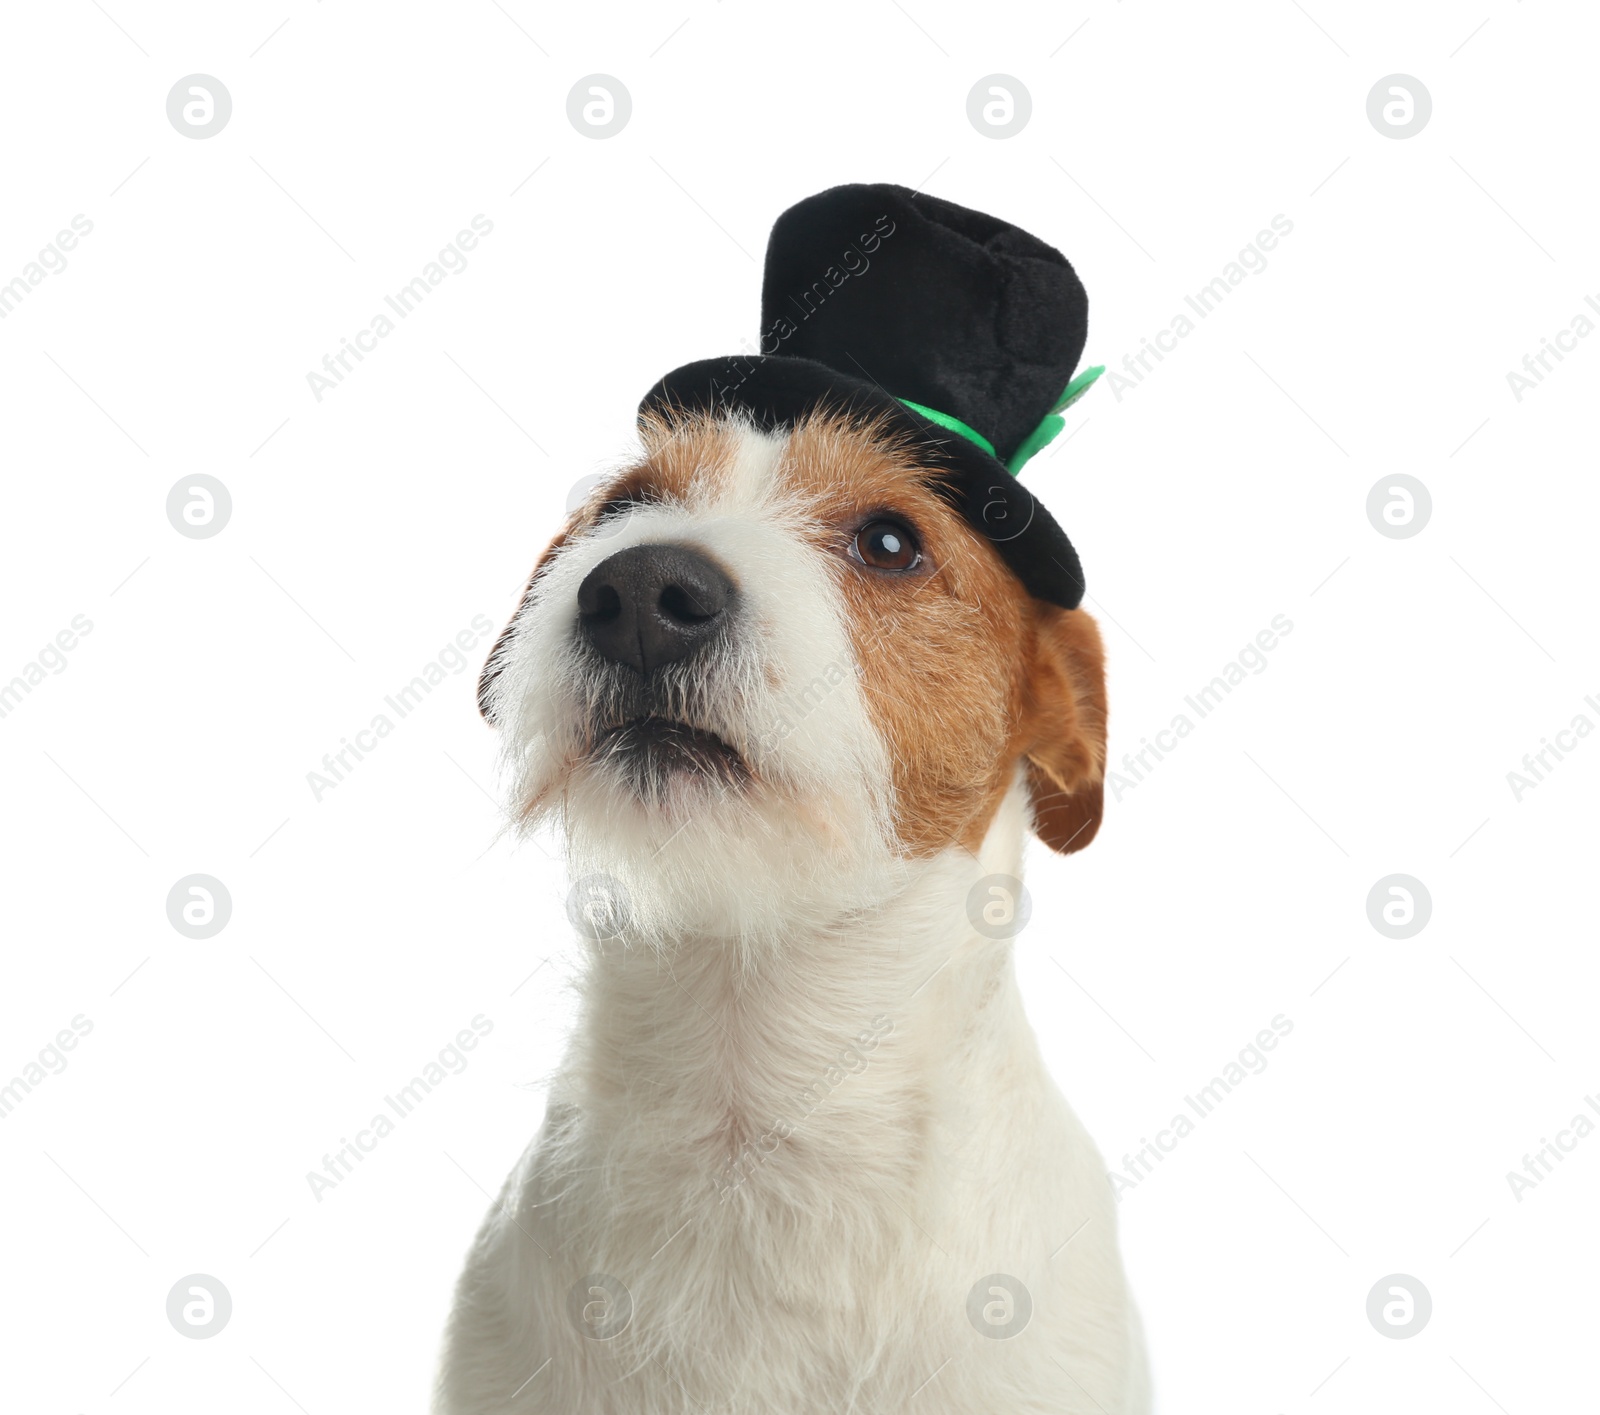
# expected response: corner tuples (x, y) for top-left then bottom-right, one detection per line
(576, 544), (734, 674)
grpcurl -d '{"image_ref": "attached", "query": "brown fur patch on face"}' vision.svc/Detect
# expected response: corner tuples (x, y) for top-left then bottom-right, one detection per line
(624, 409), (739, 509)
(778, 414), (1107, 858)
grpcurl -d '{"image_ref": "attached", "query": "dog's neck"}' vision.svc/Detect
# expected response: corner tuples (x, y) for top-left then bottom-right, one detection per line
(558, 777), (1040, 1205)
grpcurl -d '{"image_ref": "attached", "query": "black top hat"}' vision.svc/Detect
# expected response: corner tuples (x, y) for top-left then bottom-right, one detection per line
(640, 183), (1100, 609)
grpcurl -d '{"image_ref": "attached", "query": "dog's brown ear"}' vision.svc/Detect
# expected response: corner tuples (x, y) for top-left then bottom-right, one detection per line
(477, 527), (571, 723)
(1021, 606), (1107, 854)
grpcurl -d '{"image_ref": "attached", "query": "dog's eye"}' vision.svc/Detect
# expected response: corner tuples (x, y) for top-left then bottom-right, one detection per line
(851, 519), (921, 572)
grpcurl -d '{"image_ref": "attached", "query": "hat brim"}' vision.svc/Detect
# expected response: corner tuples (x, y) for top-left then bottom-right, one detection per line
(639, 354), (1086, 611)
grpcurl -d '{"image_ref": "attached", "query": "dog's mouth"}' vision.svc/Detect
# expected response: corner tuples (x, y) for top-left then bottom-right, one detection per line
(587, 715), (749, 796)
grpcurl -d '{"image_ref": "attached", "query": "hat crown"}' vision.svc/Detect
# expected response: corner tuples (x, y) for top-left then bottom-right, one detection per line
(637, 183), (1094, 611)
(760, 183), (1089, 464)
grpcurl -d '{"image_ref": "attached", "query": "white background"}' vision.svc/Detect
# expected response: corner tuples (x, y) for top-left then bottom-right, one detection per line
(2, 1), (1596, 1411)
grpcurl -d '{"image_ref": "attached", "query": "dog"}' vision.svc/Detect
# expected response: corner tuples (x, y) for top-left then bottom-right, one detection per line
(435, 185), (1149, 1414)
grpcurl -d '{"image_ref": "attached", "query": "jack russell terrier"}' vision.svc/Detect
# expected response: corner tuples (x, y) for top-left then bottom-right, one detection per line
(436, 183), (1149, 1414)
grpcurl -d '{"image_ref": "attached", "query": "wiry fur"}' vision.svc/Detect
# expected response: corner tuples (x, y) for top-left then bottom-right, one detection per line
(442, 416), (1149, 1413)
(482, 422), (898, 948)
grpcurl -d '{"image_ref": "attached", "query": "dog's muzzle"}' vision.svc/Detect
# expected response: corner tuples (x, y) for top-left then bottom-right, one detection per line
(577, 543), (734, 675)
(573, 542), (747, 798)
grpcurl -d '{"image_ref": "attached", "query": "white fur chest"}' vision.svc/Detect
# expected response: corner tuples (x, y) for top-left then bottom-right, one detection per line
(436, 820), (1147, 1415)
